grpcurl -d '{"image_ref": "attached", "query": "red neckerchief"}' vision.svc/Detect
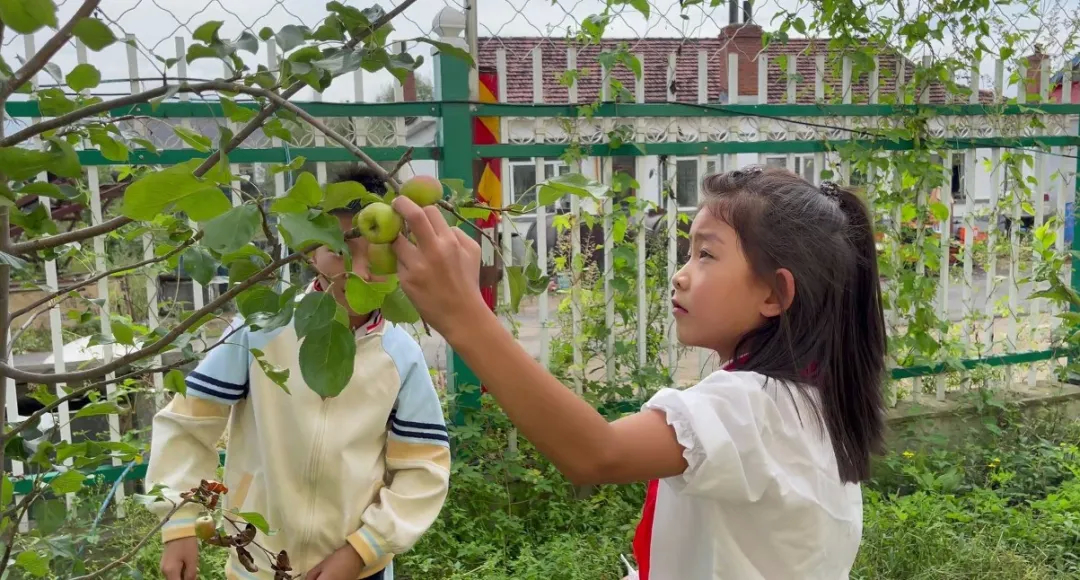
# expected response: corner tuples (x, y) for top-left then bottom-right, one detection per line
(631, 355), (747, 579)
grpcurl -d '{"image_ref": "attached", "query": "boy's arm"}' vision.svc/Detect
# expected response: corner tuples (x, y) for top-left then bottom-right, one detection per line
(144, 317), (252, 542)
(347, 329), (450, 568)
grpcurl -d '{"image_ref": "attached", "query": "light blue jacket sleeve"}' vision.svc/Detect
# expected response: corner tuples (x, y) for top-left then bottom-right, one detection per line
(184, 316), (252, 405)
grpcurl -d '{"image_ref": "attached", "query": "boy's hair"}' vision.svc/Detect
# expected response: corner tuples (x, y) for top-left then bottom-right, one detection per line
(701, 166), (886, 484)
(329, 165), (388, 215)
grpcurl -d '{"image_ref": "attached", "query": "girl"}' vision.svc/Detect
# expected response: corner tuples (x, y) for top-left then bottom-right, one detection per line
(389, 166), (887, 578)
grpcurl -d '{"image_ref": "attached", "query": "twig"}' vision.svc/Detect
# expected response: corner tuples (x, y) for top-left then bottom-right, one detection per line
(3, 320), (247, 447)
(7, 308), (46, 359)
(0, 240), (308, 385)
(437, 199), (499, 248)
(0, 479), (46, 575)
(387, 147), (415, 180)
(0, 0), (102, 102)
(256, 202), (281, 262)
(9, 215), (132, 257)
(9, 233), (202, 322)
(69, 499), (193, 580)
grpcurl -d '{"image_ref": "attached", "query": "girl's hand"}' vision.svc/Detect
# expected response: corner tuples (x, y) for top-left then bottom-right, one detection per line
(391, 196), (489, 335)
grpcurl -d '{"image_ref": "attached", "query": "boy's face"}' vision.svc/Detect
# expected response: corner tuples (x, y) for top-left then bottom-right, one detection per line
(311, 213), (387, 317)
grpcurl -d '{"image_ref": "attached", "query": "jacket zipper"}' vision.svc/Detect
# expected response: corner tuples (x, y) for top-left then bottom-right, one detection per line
(298, 397), (330, 567)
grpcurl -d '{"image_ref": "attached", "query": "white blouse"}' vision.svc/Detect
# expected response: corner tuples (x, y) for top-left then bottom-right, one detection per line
(631, 370), (864, 579)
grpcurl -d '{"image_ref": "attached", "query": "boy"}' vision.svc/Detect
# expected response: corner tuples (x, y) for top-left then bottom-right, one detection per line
(146, 166), (450, 580)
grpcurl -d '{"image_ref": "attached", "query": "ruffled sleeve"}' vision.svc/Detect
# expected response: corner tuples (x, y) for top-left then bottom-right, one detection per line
(643, 371), (822, 502)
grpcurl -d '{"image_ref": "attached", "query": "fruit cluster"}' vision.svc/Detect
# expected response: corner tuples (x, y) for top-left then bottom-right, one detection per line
(352, 175), (442, 275)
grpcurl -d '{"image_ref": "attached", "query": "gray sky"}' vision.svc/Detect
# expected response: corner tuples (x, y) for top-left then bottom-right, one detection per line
(2, 0), (1076, 107)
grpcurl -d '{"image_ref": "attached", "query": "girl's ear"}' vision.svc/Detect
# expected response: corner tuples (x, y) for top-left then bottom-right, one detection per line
(760, 268), (795, 318)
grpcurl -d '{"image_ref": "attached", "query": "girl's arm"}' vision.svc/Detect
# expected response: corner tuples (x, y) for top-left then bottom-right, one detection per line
(446, 303), (688, 485)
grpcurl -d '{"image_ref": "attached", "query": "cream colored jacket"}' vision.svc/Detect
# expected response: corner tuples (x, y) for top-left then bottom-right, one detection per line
(144, 310), (450, 579)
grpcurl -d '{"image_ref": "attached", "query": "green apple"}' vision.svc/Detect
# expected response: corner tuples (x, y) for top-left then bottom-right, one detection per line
(399, 175), (443, 207)
(353, 202), (403, 244)
(367, 243), (398, 276)
(195, 515), (216, 541)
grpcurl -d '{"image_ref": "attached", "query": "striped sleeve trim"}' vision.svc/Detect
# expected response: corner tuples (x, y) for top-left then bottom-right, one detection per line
(161, 516), (197, 543)
(185, 371), (248, 403)
(347, 526), (391, 566)
(389, 412), (449, 444)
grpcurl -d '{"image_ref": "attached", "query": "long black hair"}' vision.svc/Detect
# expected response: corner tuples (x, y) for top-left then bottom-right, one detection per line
(701, 166), (887, 483)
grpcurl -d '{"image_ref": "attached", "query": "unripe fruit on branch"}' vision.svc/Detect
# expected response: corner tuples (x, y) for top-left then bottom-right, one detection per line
(367, 243), (398, 276)
(399, 175), (443, 207)
(195, 515), (216, 542)
(354, 202), (402, 244)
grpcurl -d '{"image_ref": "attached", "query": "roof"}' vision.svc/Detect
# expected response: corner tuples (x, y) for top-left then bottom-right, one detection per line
(476, 36), (995, 105)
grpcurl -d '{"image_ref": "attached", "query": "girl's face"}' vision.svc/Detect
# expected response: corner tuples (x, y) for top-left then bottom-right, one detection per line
(671, 211), (786, 359)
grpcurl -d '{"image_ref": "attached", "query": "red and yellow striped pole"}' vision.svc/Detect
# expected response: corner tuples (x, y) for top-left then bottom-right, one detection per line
(473, 67), (502, 317)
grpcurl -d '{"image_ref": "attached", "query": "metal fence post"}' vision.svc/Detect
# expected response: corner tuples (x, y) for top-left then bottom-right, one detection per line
(432, 9), (482, 426)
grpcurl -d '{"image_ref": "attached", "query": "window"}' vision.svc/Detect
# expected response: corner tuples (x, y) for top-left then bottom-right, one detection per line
(951, 158), (965, 202)
(509, 157), (570, 206)
(765, 155), (815, 183)
(661, 158), (717, 209)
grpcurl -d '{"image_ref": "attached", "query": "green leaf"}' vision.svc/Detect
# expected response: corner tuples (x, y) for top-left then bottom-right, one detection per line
(237, 286), (280, 319)
(251, 349), (290, 394)
(44, 137), (81, 178)
(281, 172), (324, 209)
(17, 182), (64, 199)
(345, 273), (389, 315)
(185, 43), (221, 64)
(322, 180), (373, 212)
(175, 187), (231, 222)
(248, 293), (296, 332)
(30, 499), (65, 535)
(929, 201), (950, 222)
(182, 246), (217, 286)
(627, 0), (650, 19)
(173, 126), (213, 152)
(74, 401), (122, 419)
(235, 31), (260, 54)
(0, 147), (57, 181)
(237, 511), (274, 535)
(1, 474), (11, 508)
(299, 322), (355, 398)
(275, 24), (310, 52)
(202, 205), (260, 254)
(121, 159), (207, 220)
(112, 320), (135, 346)
(506, 265), (528, 313)
(277, 211), (347, 254)
(65, 63), (101, 92)
(72, 17), (117, 51)
(538, 173), (607, 206)
(221, 97), (258, 123)
(15, 550), (50, 578)
(164, 369), (186, 396)
(0, 0), (58, 35)
(381, 287), (419, 324)
(49, 469), (86, 495)
(193, 20), (225, 44)
(88, 130), (129, 162)
(295, 291), (338, 339)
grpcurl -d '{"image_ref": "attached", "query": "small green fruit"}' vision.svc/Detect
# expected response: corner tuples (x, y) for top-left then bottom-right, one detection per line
(399, 175), (443, 207)
(354, 202), (403, 244)
(195, 515), (216, 541)
(368, 243), (398, 276)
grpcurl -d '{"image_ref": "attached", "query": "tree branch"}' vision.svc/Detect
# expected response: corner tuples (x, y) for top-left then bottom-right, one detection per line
(7, 308), (46, 359)
(9, 233), (201, 322)
(0, 78), (226, 148)
(0, 0), (103, 101)
(0, 239), (308, 385)
(5, 0), (422, 256)
(195, 0), (420, 172)
(68, 499), (193, 580)
(2, 314), (244, 446)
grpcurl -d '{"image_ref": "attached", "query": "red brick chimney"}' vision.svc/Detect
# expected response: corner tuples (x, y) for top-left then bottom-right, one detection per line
(719, 0), (764, 101)
(1023, 44), (1045, 100)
